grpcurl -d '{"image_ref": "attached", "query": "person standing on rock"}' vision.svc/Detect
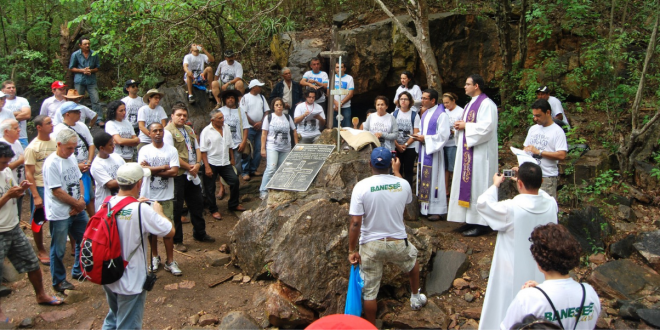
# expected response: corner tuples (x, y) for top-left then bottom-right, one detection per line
(518, 99), (567, 199)
(102, 163), (174, 330)
(332, 61), (355, 128)
(348, 147), (427, 325)
(0, 141), (65, 317)
(293, 89), (326, 144)
(410, 89), (450, 221)
(164, 104), (216, 248)
(239, 80), (270, 181)
(536, 86), (570, 129)
(363, 96), (398, 151)
(300, 57), (329, 112)
(269, 67), (303, 114)
(393, 91), (420, 187)
(121, 79), (146, 135)
(447, 74), (498, 237)
(1, 81), (31, 149)
(259, 98), (298, 200)
(501, 223), (600, 330)
(68, 36), (102, 126)
(394, 71), (423, 113)
(442, 92), (464, 197)
(475, 162), (558, 330)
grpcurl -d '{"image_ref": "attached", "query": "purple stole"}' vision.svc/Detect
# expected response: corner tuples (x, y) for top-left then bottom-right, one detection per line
(458, 93), (489, 208)
(418, 104), (445, 203)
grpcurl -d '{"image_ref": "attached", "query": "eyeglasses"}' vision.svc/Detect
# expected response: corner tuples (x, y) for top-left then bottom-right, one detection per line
(399, 98), (410, 101)
(421, 97), (430, 100)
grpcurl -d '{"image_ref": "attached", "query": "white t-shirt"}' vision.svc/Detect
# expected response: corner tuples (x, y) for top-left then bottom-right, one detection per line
(523, 123), (568, 177)
(183, 53), (210, 81)
(51, 122), (94, 164)
(214, 60), (243, 84)
(219, 106), (250, 148)
(121, 96), (146, 130)
(501, 278), (601, 330)
(4, 97), (29, 140)
(349, 175), (412, 244)
(137, 105), (167, 143)
(302, 70), (329, 104)
(200, 123), (233, 166)
(263, 113), (296, 153)
(548, 96), (570, 128)
(39, 96), (66, 119)
(444, 105), (465, 148)
(394, 110), (421, 149)
(0, 167), (18, 232)
(365, 113), (395, 151)
(53, 105), (96, 126)
(394, 85), (423, 112)
(293, 102), (325, 139)
(104, 197), (172, 295)
(333, 74), (355, 108)
(90, 154), (126, 211)
(137, 144), (179, 201)
(105, 120), (136, 160)
(0, 109), (15, 123)
(0, 138), (24, 183)
(240, 93), (269, 123)
(43, 153), (82, 221)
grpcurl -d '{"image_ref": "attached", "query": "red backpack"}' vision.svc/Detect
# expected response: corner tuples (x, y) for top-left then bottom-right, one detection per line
(79, 196), (138, 285)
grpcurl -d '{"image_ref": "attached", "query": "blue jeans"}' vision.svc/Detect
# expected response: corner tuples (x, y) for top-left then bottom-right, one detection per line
(333, 106), (352, 128)
(18, 138), (28, 149)
(241, 128), (262, 175)
(259, 149), (289, 194)
(49, 211), (89, 286)
(75, 83), (102, 123)
(102, 286), (147, 330)
(30, 186), (45, 224)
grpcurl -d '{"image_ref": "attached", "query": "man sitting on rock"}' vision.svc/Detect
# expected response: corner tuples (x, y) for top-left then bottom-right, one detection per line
(348, 147), (427, 325)
(211, 50), (245, 103)
(476, 162), (558, 329)
(183, 43), (215, 104)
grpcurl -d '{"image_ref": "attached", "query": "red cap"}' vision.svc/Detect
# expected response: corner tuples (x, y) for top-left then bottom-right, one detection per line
(306, 315), (377, 330)
(51, 81), (67, 89)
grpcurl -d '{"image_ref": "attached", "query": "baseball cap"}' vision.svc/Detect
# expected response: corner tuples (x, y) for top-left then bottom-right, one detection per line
(248, 79), (265, 89)
(116, 163), (151, 185)
(224, 50), (235, 57)
(0, 91), (5, 98)
(536, 85), (549, 93)
(370, 147), (393, 169)
(123, 79), (140, 94)
(51, 81), (67, 89)
(60, 101), (84, 115)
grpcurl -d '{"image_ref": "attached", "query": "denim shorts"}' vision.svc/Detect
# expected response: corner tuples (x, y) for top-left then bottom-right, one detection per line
(444, 146), (457, 172)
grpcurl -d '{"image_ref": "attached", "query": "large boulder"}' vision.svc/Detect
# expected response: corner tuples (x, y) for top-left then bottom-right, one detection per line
(561, 206), (611, 254)
(230, 142), (436, 319)
(589, 259), (660, 300)
(158, 86), (214, 135)
(633, 231), (660, 272)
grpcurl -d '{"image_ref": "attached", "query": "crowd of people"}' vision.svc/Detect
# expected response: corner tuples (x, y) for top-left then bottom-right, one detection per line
(0, 39), (592, 330)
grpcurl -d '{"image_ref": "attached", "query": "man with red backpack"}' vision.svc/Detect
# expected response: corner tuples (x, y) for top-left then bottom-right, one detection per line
(101, 162), (173, 330)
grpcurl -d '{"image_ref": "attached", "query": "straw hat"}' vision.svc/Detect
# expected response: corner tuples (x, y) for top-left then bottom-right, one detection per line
(143, 89), (165, 104)
(64, 89), (84, 100)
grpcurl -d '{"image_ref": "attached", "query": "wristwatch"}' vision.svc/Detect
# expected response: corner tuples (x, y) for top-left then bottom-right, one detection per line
(404, 142), (409, 147)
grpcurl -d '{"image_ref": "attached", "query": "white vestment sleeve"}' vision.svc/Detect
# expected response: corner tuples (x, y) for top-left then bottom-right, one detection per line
(464, 100), (497, 148)
(424, 112), (450, 154)
(476, 185), (512, 231)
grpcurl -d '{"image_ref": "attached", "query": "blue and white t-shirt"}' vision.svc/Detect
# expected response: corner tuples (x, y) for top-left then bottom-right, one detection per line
(302, 70), (329, 104)
(333, 74), (355, 108)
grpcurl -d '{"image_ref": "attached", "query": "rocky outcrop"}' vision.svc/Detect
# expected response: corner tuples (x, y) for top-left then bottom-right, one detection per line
(561, 206), (611, 253)
(230, 142), (439, 322)
(589, 259), (660, 300)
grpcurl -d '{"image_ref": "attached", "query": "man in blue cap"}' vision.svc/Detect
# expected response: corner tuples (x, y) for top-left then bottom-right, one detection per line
(347, 147), (427, 325)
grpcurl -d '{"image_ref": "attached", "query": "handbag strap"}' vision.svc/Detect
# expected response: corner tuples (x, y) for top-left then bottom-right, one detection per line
(574, 283), (586, 330)
(136, 202), (151, 277)
(534, 286), (565, 329)
(534, 283), (586, 330)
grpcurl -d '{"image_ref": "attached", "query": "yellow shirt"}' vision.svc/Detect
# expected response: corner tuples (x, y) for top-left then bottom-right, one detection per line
(24, 138), (57, 187)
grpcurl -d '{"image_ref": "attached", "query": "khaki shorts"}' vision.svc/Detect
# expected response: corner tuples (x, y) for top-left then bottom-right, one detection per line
(158, 199), (174, 223)
(359, 239), (418, 300)
(541, 176), (558, 199)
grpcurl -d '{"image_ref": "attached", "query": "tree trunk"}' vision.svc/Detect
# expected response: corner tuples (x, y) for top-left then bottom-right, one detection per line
(617, 13), (659, 174)
(58, 22), (88, 87)
(495, 0), (514, 106)
(518, 0), (528, 70)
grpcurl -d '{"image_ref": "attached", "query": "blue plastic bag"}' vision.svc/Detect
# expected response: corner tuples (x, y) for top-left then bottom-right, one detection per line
(344, 264), (364, 316)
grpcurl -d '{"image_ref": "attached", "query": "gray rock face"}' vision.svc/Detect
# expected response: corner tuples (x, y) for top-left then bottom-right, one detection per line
(218, 311), (262, 330)
(386, 300), (448, 329)
(158, 86), (213, 134)
(634, 231), (660, 272)
(231, 145), (436, 318)
(425, 251), (469, 297)
(561, 206), (611, 253)
(589, 259), (660, 299)
(635, 160), (660, 191)
(205, 251), (231, 267)
(610, 235), (636, 259)
(333, 12), (351, 27)
(618, 300), (645, 320)
(564, 149), (618, 182)
(637, 309), (660, 328)
(617, 205), (637, 222)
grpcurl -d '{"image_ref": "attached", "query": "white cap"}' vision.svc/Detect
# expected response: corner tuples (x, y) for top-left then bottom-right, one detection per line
(0, 91), (5, 98)
(248, 79), (265, 89)
(116, 163), (151, 185)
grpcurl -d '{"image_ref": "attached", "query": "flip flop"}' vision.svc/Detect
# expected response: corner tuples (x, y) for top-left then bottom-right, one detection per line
(216, 190), (225, 200)
(181, 216), (190, 223)
(211, 212), (223, 221)
(38, 297), (64, 306)
(242, 174), (251, 181)
(38, 255), (50, 266)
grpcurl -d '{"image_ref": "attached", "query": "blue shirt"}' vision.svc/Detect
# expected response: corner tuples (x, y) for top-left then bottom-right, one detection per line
(68, 49), (100, 85)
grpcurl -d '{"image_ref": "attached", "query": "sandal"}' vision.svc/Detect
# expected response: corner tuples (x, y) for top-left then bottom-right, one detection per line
(38, 297), (64, 306)
(242, 174), (251, 181)
(211, 212), (223, 221)
(38, 255), (50, 266)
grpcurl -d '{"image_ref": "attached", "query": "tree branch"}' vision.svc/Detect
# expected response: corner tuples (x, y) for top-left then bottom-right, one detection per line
(631, 14), (659, 130)
(374, 0), (418, 42)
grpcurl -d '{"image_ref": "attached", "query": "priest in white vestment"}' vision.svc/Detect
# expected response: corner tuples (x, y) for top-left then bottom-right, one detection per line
(447, 74), (499, 237)
(412, 89), (451, 219)
(476, 162), (558, 330)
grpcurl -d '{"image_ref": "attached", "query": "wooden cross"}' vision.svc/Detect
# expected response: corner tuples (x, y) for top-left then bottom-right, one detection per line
(320, 26), (347, 131)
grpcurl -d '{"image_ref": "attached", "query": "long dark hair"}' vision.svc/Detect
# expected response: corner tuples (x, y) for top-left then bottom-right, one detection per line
(401, 71), (415, 89)
(106, 100), (125, 121)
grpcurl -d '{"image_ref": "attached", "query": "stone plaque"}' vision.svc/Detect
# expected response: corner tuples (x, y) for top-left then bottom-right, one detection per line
(266, 144), (335, 191)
